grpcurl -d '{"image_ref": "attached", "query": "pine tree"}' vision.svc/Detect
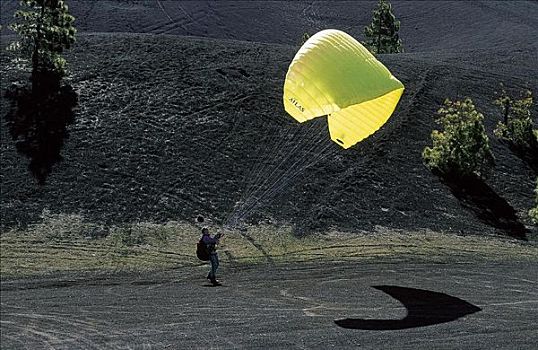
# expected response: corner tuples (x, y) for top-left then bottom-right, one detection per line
(363, 0), (403, 54)
(5, 0), (78, 184)
(423, 98), (494, 179)
(8, 0), (76, 94)
(301, 32), (311, 45)
(493, 86), (537, 152)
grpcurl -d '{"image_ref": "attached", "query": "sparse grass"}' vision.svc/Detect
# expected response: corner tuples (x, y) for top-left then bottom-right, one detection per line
(1, 218), (201, 277)
(222, 225), (538, 264)
(1, 215), (537, 278)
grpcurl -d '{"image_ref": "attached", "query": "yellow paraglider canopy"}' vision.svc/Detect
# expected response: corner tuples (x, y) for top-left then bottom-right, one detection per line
(283, 29), (404, 149)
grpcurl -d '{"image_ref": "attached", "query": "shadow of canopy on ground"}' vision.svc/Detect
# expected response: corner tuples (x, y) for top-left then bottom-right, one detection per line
(334, 285), (481, 330)
(440, 174), (529, 240)
(503, 141), (538, 175)
(4, 83), (77, 185)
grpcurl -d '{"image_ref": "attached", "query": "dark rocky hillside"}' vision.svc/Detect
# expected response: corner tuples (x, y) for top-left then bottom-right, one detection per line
(1, 1), (536, 239)
(2, 1), (537, 51)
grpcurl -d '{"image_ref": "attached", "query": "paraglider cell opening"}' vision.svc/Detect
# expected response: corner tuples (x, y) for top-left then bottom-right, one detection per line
(336, 139), (344, 145)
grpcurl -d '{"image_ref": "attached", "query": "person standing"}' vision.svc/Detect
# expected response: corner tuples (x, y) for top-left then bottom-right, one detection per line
(201, 227), (223, 286)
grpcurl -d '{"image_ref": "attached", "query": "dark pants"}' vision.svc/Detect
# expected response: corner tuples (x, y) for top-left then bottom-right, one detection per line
(208, 253), (219, 280)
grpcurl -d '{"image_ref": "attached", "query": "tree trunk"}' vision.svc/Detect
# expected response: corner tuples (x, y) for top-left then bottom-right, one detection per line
(503, 100), (510, 125)
(376, 17), (381, 53)
(32, 3), (46, 95)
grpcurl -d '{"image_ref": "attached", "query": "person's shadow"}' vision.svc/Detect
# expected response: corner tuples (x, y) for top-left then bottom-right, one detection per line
(5, 83), (78, 185)
(334, 285), (481, 330)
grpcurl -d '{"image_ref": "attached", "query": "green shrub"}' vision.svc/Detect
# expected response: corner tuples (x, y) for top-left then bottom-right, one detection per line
(493, 87), (537, 151)
(423, 98), (494, 178)
(301, 32), (311, 45)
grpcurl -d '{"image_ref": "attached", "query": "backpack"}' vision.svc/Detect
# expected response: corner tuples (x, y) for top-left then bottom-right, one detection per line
(196, 239), (210, 261)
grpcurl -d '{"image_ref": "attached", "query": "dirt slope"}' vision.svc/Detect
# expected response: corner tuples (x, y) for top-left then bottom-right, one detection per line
(2, 1), (537, 51)
(1, 2), (537, 238)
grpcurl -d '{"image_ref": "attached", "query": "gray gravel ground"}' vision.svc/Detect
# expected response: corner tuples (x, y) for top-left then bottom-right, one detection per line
(2, 260), (537, 349)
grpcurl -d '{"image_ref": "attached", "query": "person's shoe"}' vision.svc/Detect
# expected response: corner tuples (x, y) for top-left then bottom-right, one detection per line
(206, 273), (211, 280)
(211, 279), (222, 286)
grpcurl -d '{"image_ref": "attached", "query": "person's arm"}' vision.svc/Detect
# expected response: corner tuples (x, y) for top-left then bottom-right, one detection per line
(202, 232), (224, 245)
